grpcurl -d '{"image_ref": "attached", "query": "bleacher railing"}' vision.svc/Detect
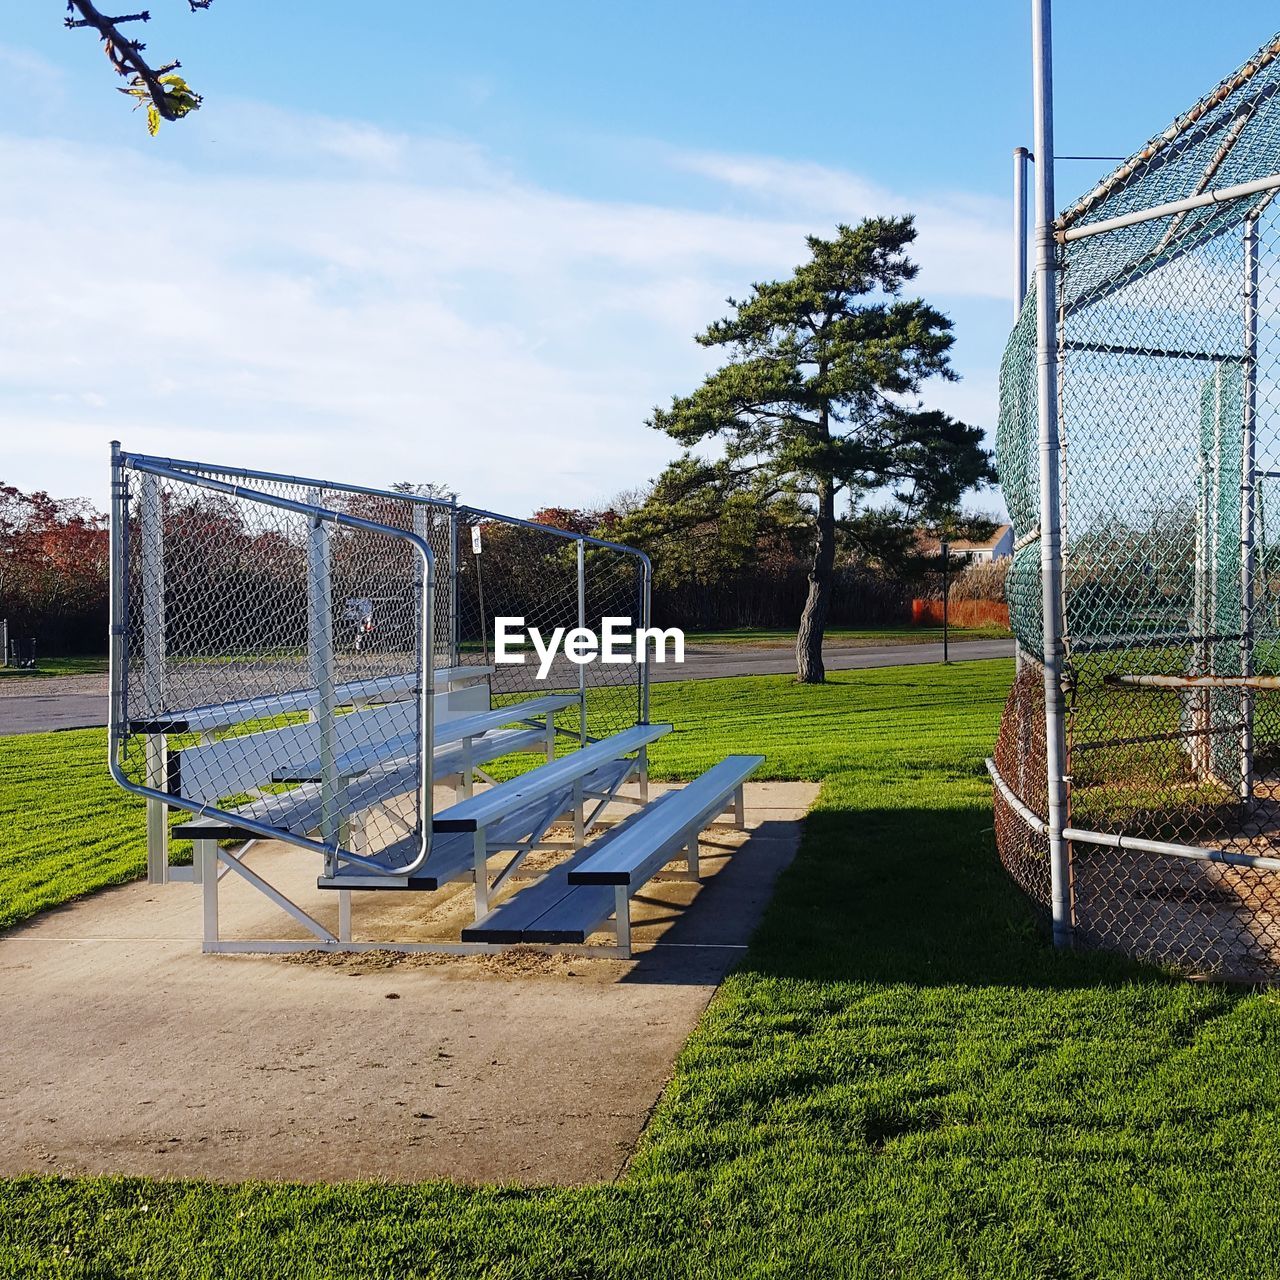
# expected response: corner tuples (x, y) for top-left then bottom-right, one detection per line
(108, 446), (436, 880)
(107, 447), (652, 886)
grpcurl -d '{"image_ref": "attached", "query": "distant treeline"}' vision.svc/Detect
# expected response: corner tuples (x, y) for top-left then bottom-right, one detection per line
(652, 564), (911, 630)
(1, 478), (1007, 659)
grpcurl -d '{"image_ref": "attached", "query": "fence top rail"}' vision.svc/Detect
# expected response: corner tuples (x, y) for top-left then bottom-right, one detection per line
(118, 449), (650, 565)
(456, 502), (652, 565)
(1056, 171), (1280, 243)
(118, 453), (436, 566)
(120, 450), (455, 512)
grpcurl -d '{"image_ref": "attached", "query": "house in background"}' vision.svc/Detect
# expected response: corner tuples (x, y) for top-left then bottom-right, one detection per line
(916, 523), (1014, 563)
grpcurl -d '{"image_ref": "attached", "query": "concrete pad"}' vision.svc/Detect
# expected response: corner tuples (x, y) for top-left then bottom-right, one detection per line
(0, 781), (815, 1185)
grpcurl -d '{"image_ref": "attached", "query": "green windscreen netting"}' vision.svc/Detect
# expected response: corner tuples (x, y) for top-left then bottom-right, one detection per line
(993, 32), (1280, 979)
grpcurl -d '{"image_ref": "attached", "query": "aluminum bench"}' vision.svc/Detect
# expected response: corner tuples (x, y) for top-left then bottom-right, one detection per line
(464, 753), (762, 953)
(317, 723), (673, 912)
(170, 692), (580, 842)
(316, 759), (637, 892)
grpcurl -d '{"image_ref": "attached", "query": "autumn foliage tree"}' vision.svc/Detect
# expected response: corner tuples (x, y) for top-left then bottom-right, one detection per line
(0, 483), (110, 653)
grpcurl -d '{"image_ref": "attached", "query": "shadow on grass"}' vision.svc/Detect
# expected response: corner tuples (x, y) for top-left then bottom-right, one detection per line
(736, 798), (1172, 990)
(620, 792), (1166, 990)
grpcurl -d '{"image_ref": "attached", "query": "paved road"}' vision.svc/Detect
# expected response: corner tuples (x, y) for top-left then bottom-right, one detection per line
(0, 674), (111, 737)
(659, 638), (1013, 683)
(0, 639), (1014, 736)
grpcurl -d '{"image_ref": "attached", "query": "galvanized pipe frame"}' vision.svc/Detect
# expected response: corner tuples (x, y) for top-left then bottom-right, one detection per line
(120, 451), (656, 736)
(1031, 0), (1074, 948)
(985, 757), (1280, 876)
(108, 445), (438, 881)
(1056, 172), (1280, 243)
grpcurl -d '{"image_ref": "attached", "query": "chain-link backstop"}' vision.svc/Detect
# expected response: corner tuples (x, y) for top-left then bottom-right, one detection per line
(993, 32), (1280, 979)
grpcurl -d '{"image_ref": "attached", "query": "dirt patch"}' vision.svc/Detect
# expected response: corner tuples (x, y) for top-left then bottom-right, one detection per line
(284, 944), (624, 982)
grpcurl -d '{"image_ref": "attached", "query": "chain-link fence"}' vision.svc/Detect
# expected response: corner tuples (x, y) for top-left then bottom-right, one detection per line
(108, 451), (651, 888)
(994, 33), (1280, 978)
(109, 452), (436, 879)
(448, 508), (650, 747)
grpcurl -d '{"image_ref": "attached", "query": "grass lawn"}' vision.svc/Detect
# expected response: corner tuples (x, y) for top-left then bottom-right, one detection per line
(684, 624), (1012, 647)
(0, 655), (107, 679)
(4, 659), (1280, 1278)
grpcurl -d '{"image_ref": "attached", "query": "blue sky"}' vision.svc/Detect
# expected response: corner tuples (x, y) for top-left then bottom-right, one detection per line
(2, 2), (1277, 514)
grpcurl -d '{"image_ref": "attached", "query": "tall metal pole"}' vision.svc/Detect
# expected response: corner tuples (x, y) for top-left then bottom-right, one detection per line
(1241, 216), (1259, 806)
(1013, 146), (1031, 321)
(1032, 0), (1073, 947)
(1013, 146), (1034, 686)
(577, 537), (588, 746)
(941, 541), (950, 663)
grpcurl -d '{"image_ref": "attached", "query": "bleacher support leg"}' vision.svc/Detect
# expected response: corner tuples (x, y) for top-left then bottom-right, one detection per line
(473, 830), (489, 916)
(197, 839), (219, 950)
(337, 890), (352, 943)
(573, 778), (585, 849)
(733, 785), (745, 830)
(685, 838), (700, 880)
(145, 736), (168, 883)
(614, 886), (632, 956)
(638, 745), (649, 805)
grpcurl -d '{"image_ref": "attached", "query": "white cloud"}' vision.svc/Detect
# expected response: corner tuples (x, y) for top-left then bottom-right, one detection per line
(671, 149), (1010, 301)
(0, 99), (1009, 514)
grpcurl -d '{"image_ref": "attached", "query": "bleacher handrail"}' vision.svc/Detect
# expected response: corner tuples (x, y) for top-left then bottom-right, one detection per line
(108, 444), (438, 879)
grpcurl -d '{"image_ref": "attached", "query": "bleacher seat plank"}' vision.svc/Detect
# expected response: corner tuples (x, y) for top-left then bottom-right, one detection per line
(462, 792), (682, 942)
(569, 755), (762, 886)
(461, 848), (611, 943)
(432, 724), (671, 833)
(274, 693), (575, 786)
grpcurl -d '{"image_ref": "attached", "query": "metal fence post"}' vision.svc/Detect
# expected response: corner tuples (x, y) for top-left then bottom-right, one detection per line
(639, 555), (652, 726)
(577, 537), (588, 745)
(306, 493), (339, 875)
(1032, 0), (1073, 947)
(1013, 146), (1031, 322)
(139, 466), (169, 885)
(108, 441), (129, 818)
(1241, 215), (1259, 805)
(449, 497), (460, 668)
(412, 502), (431, 666)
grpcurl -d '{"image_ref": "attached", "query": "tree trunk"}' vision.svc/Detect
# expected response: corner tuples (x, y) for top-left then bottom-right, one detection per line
(796, 479), (835, 683)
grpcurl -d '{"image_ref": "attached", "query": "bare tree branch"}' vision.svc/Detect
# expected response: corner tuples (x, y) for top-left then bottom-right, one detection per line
(64, 0), (210, 130)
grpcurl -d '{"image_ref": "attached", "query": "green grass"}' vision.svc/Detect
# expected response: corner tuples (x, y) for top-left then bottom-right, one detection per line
(0, 729), (152, 929)
(0, 655), (107, 679)
(5, 660), (1280, 1277)
(684, 624), (1012, 647)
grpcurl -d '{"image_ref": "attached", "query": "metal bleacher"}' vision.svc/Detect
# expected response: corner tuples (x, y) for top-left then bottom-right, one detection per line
(107, 447), (762, 957)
